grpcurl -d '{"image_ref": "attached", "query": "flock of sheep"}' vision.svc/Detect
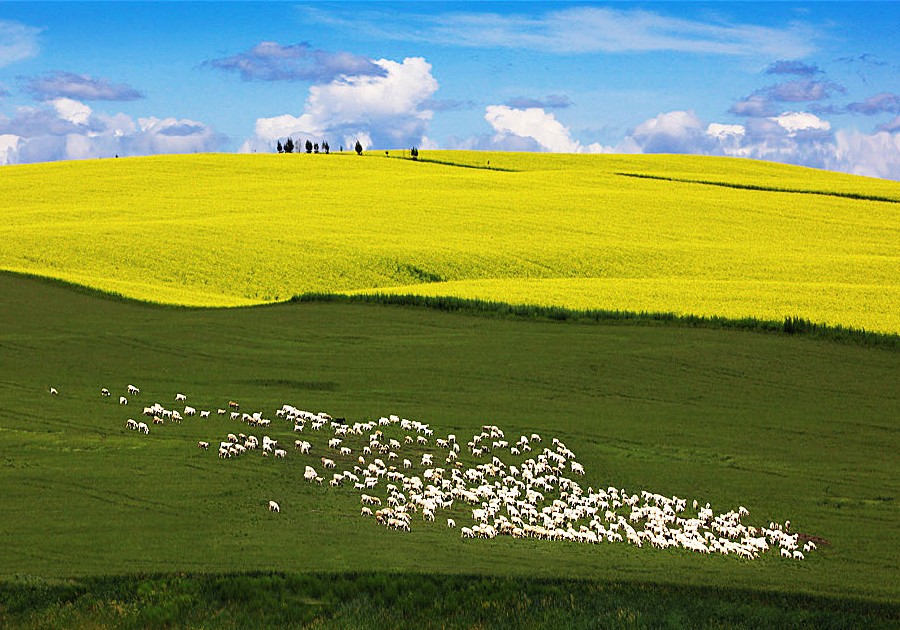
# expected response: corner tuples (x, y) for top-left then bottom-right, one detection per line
(57, 383), (819, 561)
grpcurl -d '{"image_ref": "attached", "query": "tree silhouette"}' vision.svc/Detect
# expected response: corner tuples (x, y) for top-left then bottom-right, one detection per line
(355, 140), (363, 155)
(305, 139), (313, 154)
(283, 137), (294, 153)
(314, 142), (319, 154)
(411, 146), (419, 161)
(276, 140), (283, 153)
(323, 141), (330, 154)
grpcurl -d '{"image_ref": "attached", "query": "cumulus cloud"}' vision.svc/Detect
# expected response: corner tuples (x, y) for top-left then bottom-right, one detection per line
(444, 132), (544, 153)
(846, 93), (900, 115)
(629, 110), (715, 154)
(0, 99), (222, 165)
(0, 133), (20, 163)
(622, 109), (899, 179)
(206, 41), (386, 82)
(769, 111), (831, 135)
(485, 105), (583, 153)
(765, 60), (821, 76)
(52, 97), (93, 125)
(22, 71), (144, 101)
(829, 129), (900, 179)
(504, 94), (572, 109)
(454, 104), (899, 179)
(240, 56), (438, 152)
(0, 20), (41, 67)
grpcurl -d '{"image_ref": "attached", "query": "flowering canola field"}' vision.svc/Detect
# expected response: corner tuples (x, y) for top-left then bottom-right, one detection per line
(1, 152), (898, 332)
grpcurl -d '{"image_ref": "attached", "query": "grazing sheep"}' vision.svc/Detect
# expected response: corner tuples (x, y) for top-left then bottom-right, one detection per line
(268, 500), (280, 513)
(127, 385), (140, 395)
(119, 396), (128, 405)
(175, 393), (186, 402)
(447, 518), (456, 528)
(198, 441), (210, 450)
(101, 388), (110, 397)
(137, 422), (149, 434)
(49, 387), (59, 396)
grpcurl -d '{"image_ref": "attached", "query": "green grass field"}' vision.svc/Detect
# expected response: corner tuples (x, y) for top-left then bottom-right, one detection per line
(0, 272), (897, 627)
(1, 152), (898, 332)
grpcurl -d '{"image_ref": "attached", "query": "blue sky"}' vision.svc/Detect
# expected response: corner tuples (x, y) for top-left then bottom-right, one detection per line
(1, 2), (898, 178)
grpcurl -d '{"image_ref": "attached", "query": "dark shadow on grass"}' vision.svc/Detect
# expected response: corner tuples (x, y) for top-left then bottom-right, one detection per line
(1, 571), (897, 629)
(615, 172), (900, 204)
(291, 292), (900, 351)
(2, 270), (896, 351)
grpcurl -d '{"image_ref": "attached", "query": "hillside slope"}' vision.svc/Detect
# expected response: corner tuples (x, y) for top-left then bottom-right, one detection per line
(1, 152), (897, 331)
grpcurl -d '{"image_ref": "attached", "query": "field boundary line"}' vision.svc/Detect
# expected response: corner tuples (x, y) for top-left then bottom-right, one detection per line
(615, 172), (900, 204)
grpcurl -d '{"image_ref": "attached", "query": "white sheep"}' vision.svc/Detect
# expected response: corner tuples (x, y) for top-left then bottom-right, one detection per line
(137, 422), (149, 434)
(268, 500), (280, 513)
(127, 385), (140, 395)
(175, 393), (186, 402)
(119, 396), (128, 405)
(447, 518), (456, 528)
(198, 441), (210, 450)
(101, 388), (110, 396)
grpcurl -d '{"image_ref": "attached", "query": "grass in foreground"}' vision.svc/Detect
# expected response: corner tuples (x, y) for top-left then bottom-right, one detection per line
(0, 273), (897, 611)
(0, 152), (897, 332)
(2, 573), (898, 629)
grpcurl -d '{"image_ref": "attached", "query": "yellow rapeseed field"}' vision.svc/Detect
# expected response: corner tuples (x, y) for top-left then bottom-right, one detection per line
(1, 151), (898, 332)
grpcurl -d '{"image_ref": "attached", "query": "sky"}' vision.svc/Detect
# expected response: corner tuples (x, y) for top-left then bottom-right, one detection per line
(0, 2), (899, 179)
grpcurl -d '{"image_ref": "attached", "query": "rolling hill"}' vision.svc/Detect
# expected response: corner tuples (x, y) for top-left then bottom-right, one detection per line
(1, 151), (897, 332)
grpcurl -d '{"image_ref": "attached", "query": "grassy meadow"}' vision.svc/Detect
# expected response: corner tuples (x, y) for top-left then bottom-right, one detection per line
(0, 272), (898, 627)
(0, 152), (897, 332)
(1, 150), (898, 626)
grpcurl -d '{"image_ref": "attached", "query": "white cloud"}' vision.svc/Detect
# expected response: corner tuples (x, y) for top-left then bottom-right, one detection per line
(452, 106), (899, 179)
(769, 111), (830, 135)
(484, 105), (580, 153)
(0, 133), (20, 164)
(241, 56), (438, 152)
(305, 6), (816, 58)
(630, 110), (713, 154)
(0, 20), (41, 67)
(0, 99), (221, 165)
(706, 123), (746, 140)
(828, 129), (900, 180)
(52, 97), (92, 126)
